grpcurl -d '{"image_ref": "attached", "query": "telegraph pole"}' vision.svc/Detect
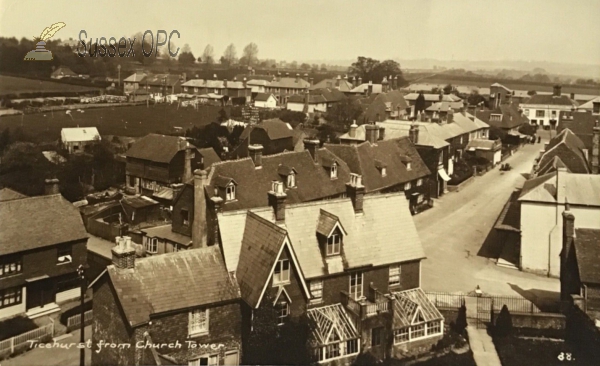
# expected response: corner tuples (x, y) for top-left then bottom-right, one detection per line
(77, 265), (86, 366)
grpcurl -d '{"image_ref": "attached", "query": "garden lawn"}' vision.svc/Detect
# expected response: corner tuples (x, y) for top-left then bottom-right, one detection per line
(494, 336), (589, 366)
(0, 75), (99, 95)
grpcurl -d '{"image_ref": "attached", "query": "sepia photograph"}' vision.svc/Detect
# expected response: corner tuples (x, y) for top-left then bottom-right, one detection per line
(0, 0), (599, 365)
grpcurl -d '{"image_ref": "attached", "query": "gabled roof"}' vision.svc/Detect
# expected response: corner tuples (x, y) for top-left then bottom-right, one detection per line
(107, 246), (240, 327)
(574, 229), (600, 285)
(254, 92), (276, 102)
(348, 83), (383, 94)
(239, 119), (293, 141)
(518, 172), (557, 203)
(310, 88), (347, 103)
(475, 104), (529, 130)
(359, 90), (409, 123)
(219, 194), (426, 279)
(491, 83), (512, 91)
(52, 67), (77, 77)
(537, 129), (589, 174)
(125, 134), (194, 163)
(205, 149), (351, 212)
(316, 209), (347, 237)
(523, 94), (578, 107)
(310, 78), (354, 92)
(0, 188), (27, 202)
(235, 212), (309, 308)
(0, 194), (88, 255)
(519, 171), (600, 206)
(307, 304), (359, 345)
(142, 74), (181, 87)
(268, 77), (310, 89)
(577, 96), (600, 110)
(393, 288), (443, 328)
(124, 72), (146, 83)
(324, 137), (430, 193)
(558, 111), (599, 150)
(61, 127), (101, 143)
(197, 147), (221, 168)
(287, 94), (327, 104)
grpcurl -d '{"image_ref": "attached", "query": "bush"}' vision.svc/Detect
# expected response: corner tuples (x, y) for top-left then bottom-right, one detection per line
(455, 305), (467, 336)
(494, 305), (513, 337)
(518, 123), (537, 136)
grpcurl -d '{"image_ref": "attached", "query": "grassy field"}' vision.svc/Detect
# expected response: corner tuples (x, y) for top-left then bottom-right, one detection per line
(494, 337), (590, 366)
(0, 75), (100, 96)
(0, 104), (223, 141)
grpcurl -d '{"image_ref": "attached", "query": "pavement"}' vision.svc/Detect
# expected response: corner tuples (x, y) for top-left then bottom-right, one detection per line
(2, 325), (92, 366)
(415, 140), (560, 304)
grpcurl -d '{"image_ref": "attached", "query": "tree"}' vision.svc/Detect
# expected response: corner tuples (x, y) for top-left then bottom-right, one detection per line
(455, 304), (467, 336)
(300, 63), (311, 71)
(325, 98), (363, 130)
(443, 84), (453, 95)
(131, 32), (156, 65)
(527, 90), (537, 96)
(494, 305), (513, 337)
(222, 43), (237, 66)
(348, 57), (405, 85)
(202, 44), (215, 65)
(290, 61), (298, 70)
(467, 91), (487, 107)
(0, 127), (10, 152)
(242, 42), (258, 66)
(320, 63), (327, 71)
(244, 292), (280, 364)
(178, 44), (195, 65)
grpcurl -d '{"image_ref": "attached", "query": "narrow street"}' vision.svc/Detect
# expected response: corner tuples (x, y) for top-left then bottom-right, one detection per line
(415, 140), (560, 303)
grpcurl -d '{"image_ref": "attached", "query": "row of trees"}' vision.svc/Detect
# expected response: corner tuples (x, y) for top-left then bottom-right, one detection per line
(178, 42), (259, 67)
(348, 56), (408, 85)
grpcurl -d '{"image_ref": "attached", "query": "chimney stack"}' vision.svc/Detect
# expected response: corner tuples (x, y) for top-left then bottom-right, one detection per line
(309, 77), (314, 86)
(224, 79), (228, 89)
(553, 84), (562, 97)
(248, 144), (263, 168)
(409, 124), (420, 144)
(592, 122), (599, 174)
(561, 204), (575, 301)
(171, 183), (184, 203)
(346, 173), (365, 214)
(111, 236), (136, 269)
(44, 178), (60, 195)
(365, 124), (379, 144)
(303, 139), (320, 162)
(382, 76), (389, 93)
(243, 77), (247, 90)
(367, 81), (373, 96)
(447, 109), (454, 123)
(183, 141), (194, 183)
(393, 75), (398, 90)
(268, 181), (287, 222)
(358, 77), (362, 88)
(192, 170), (209, 248)
(378, 126), (385, 141)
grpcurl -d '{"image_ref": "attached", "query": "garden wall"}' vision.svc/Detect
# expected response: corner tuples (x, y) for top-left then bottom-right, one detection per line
(448, 175), (475, 192)
(491, 311), (565, 330)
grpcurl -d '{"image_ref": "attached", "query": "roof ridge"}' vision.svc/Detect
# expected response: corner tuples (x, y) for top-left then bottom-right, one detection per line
(246, 211), (287, 235)
(0, 193), (62, 205)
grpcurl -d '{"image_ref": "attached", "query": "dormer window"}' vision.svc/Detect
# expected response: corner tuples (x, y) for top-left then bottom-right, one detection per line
(406, 162), (412, 171)
(226, 184), (235, 201)
(327, 233), (341, 256)
(287, 173), (296, 188)
(381, 168), (387, 177)
(331, 163), (338, 179)
(404, 182), (412, 191)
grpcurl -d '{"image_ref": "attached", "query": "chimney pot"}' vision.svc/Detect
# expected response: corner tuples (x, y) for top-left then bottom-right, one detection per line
(346, 174), (365, 213)
(303, 139), (320, 162)
(365, 124), (379, 143)
(268, 185), (287, 222)
(44, 178), (60, 195)
(248, 144), (264, 168)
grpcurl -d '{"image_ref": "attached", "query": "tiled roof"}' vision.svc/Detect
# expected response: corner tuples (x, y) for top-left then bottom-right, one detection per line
(310, 88), (347, 103)
(254, 93), (275, 102)
(519, 171), (600, 206)
(124, 72), (146, 83)
(52, 67), (77, 77)
(125, 134), (193, 163)
(197, 147), (221, 168)
(316, 209), (344, 237)
(537, 129), (589, 174)
(0, 188), (27, 202)
(219, 194), (425, 279)
(348, 83), (383, 94)
(142, 74), (181, 87)
(523, 94), (577, 107)
(235, 212), (288, 307)
(310, 78), (354, 92)
(360, 90), (409, 123)
(324, 137), (430, 192)
(108, 246), (240, 326)
(405, 93), (461, 102)
(61, 127), (100, 142)
(425, 101), (464, 112)
(0, 194), (88, 256)
(141, 224), (193, 246)
(268, 77), (310, 89)
(239, 119), (293, 141)
(574, 229), (600, 285)
(475, 104), (528, 130)
(287, 94), (327, 104)
(558, 111), (599, 150)
(206, 149), (350, 212)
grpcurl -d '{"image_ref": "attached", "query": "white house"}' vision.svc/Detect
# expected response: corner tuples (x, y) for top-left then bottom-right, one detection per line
(286, 93), (327, 113)
(521, 85), (578, 128)
(254, 93), (278, 109)
(518, 169), (600, 277)
(247, 79), (269, 93)
(61, 127), (101, 154)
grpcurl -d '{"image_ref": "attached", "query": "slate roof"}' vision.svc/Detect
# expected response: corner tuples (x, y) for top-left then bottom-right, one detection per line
(254, 93), (275, 102)
(124, 72), (146, 83)
(475, 104), (529, 130)
(405, 93), (462, 102)
(197, 147), (222, 168)
(348, 83), (383, 94)
(0, 194), (88, 256)
(142, 74), (181, 87)
(205, 149), (351, 212)
(239, 119), (293, 141)
(360, 90), (409, 123)
(219, 193), (425, 279)
(267, 77), (310, 89)
(523, 94), (578, 107)
(61, 127), (101, 142)
(309, 78), (354, 92)
(108, 245), (239, 327)
(235, 212), (289, 307)
(310, 88), (347, 103)
(537, 129), (590, 174)
(0, 188), (27, 202)
(574, 229), (600, 285)
(558, 111), (599, 150)
(181, 79), (248, 89)
(125, 134), (193, 163)
(518, 172), (557, 203)
(519, 171), (600, 206)
(287, 94), (327, 104)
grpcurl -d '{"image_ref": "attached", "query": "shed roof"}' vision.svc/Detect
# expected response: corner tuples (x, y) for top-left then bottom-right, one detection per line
(61, 127), (100, 143)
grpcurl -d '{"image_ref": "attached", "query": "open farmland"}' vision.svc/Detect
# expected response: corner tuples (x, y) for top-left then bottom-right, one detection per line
(0, 75), (100, 95)
(0, 104), (222, 141)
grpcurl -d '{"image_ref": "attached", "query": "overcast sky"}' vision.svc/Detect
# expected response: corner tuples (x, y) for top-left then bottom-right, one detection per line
(1, 0), (599, 65)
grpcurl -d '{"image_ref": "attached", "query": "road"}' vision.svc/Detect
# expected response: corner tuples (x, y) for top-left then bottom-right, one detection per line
(415, 140), (560, 303)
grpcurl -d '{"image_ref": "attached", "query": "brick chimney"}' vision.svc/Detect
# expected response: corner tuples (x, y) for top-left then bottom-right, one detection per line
(183, 142), (194, 183)
(44, 178), (60, 195)
(111, 236), (136, 269)
(243, 77), (247, 90)
(409, 124), (420, 144)
(349, 121), (358, 138)
(446, 109), (454, 123)
(268, 181), (287, 222)
(171, 183), (184, 203)
(296, 73), (300, 83)
(192, 169), (209, 248)
(592, 122), (599, 174)
(393, 75), (398, 90)
(309, 77), (314, 86)
(553, 84), (562, 97)
(367, 81), (373, 96)
(560, 203), (575, 301)
(248, 144), (263, 168)
(378, 126), (385, 141)
(365, 124), (379, 144)
(358, 77), (362, 87)
(346, 173), (365, 214)
(304, 139), (319, 162)
(382, 76), (389, 93)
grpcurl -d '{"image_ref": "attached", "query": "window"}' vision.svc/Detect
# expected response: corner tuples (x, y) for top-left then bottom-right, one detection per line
(0, 257), (22, 277)
(536, 110), (545, 118)
(394, 328), (409, 344)
(371, 327), (383, 347)
(273, 259), (290, 285)
(406, 162), (412, 171)
(189, 309), (209, 336)
(277, 300), (289, 325)
(593, 103), (600, 114)
(181, 209), (190, 226)
(524, 109), (529, 116)
(310, 280), (323, 302)
(226, 184), (236, 201)
(381, 167), (387, 177)
(287, 173), (296, 188)
(57, 245), (73, 264)
(416, 178), (423, 187)
(404, 182), (411, 191)
(326, 233), (341, 256)
(427, 321), (441, 335)
(551, 110), (557, 116)
(330, 164), (337, 179)
(145, 237), (158, 254)
(0, 287), (23, 309)
(411, 323), (426, 339)
(325, 332), (341, 359)
(189, 354), (218, 366)
(349, 272), (363, 300)
(389, 265), (401, 287)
